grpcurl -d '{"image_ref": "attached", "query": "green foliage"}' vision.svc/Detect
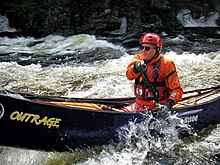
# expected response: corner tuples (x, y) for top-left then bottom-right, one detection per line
(150, 0), (171, 10)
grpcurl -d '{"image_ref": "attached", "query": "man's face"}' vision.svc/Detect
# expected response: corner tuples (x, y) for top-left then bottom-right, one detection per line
(140, 44), (156, 61)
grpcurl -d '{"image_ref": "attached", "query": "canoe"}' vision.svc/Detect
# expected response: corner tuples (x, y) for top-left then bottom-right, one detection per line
(0, 85), (219, 152)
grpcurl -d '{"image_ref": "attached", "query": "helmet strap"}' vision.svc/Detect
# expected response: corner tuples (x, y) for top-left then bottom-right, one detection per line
(156, 46), (160, 52)
(146, 52), (159, 63)
(152, 52), (159, 60)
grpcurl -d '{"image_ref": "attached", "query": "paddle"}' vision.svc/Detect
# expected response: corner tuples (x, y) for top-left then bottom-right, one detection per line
(141, 68), (171, 119)
(34, 85), (164, 112)
(3, 89), (124, 112)
(140, 68), (192, 137)
(37, 99), (124, 112)
(141, 68), (160, 104)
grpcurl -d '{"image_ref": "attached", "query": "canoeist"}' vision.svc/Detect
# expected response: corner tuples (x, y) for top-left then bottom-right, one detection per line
(122, 32), (183, 117)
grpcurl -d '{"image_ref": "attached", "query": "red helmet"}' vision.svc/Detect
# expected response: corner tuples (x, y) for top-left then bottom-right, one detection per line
(139, 33), (162, 51)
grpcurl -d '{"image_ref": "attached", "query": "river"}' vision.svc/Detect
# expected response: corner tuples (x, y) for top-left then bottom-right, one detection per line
(0, 34), (220, 165)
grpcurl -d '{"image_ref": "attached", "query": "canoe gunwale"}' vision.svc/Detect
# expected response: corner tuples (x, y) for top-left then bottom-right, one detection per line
(1, 84), (219, 113)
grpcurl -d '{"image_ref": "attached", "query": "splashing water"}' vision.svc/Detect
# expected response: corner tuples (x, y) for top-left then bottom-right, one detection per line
(0, 51), (219, 97)
(80, 113), (192, 165)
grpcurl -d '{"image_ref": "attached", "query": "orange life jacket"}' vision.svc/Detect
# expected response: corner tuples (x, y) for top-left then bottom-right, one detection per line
(126, 54), (183, 105)
(134, 57), (169, 101)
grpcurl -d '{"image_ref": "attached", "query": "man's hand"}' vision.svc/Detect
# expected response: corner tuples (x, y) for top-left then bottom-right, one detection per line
(156, 100), (175, 119)
(164, 99), (175, 111)
(156, 107), (169, 119)
(133, 61), (146, 73)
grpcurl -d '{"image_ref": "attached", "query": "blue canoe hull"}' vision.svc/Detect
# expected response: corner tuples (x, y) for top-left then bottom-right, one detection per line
(0, 86), (219, 152)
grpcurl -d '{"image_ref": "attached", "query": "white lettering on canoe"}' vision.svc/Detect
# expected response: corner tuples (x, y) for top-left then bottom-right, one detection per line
(183, 115), (198, 124)
(0, 103), (5, 119)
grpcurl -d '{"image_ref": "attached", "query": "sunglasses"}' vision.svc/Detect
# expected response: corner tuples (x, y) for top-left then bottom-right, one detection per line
(140, 45), (155, 51)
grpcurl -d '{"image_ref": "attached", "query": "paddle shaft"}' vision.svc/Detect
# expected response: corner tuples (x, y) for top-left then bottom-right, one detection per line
(98, 104), (124, 112)
(141, 69), (160, 103)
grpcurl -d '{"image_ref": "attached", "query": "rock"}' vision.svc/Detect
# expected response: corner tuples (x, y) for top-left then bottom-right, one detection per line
(0, 0), (219, 48)
(0, 47), (124, 66)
